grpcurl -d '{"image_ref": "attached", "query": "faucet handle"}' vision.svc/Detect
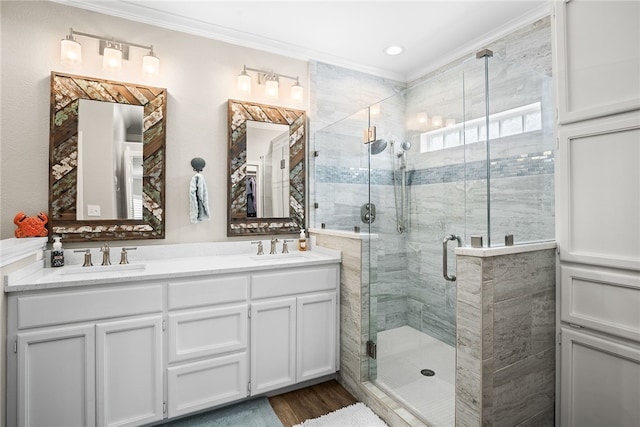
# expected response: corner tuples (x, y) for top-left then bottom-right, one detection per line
(282, 239), (293, 254)
(251, 241), (264, 256)
(74, 249), (93, 267)
(119, 247), (137, 265)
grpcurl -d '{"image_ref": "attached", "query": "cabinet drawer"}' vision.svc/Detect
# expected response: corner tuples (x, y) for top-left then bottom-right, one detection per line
(251, 265), (338, 299)
(168, 305), (248, 363)
(167, 353), (248, 418)
(168, 275), (248, 310)
(17, 285), (163, 329)
(561, 265), (640, 341)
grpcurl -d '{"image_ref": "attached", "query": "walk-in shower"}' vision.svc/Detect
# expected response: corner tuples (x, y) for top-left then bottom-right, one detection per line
(312, 49), (554, 425)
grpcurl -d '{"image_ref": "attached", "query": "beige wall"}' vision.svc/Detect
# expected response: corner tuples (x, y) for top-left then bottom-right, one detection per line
(0, 1), (308, 423)
(0, 0), (309, 243)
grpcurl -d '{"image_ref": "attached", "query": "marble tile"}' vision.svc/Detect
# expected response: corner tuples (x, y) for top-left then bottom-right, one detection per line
(494, 294), (532, 369)
(493, 250), (555, 303)
(493, 348), (555, 427)
(531, 289), (556, 354)
(516, 405), (554, 427)
(482, 357), (494, 427)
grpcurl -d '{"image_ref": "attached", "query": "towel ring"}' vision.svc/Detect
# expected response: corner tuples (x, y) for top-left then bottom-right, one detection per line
(191, 157), (206, 172)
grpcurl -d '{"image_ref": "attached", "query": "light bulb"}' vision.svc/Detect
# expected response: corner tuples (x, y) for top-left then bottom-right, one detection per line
(61, 36), (82, 66)
(237, 69), (252, 94)
(142, 51), (160, 76)
(291, 80), (303, 102)
(103, 44), (122, 71)
(265, 77), (278, 98)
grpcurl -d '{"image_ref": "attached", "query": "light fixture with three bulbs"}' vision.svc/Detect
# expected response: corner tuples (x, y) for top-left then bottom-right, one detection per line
(60, 28), (160, 76)
(237, 65), (303, 102)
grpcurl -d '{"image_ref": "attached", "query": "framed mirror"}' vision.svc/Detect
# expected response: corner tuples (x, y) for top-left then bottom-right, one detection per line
(228, 99), (305, 236)
(49, 72), (167, 242)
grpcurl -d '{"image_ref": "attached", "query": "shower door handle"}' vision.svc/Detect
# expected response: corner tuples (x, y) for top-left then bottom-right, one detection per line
(442, 234), (462, 282)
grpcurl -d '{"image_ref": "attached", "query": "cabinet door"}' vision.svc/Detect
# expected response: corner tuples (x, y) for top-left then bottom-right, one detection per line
(17, 325), (96, 427)
(96, 316), (163, 427)
(250, 298), (296, 395)
(560, 327), (640, 427)
(297, 292), (337, 382)
(553, 0), (640, 123)
(556, 113), (640, 271)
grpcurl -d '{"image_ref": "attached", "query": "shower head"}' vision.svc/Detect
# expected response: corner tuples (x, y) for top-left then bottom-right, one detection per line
(400, 141), (412, 151)
(369, 139), (388, 155)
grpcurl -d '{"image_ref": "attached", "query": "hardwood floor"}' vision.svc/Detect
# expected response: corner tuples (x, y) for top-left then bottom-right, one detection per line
(268, 380), (358, 427)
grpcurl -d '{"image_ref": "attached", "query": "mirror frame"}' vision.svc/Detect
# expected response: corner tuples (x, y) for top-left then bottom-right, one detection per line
(49, 72), (167, 242)
(227, 99), (305, 236)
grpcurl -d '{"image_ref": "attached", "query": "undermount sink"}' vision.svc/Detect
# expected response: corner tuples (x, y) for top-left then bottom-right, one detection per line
(250, 252), (309, 262)
(59, 263), (146, 276)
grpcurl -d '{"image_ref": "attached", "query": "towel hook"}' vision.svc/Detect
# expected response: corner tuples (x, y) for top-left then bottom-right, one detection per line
(191, 157), (206, 172)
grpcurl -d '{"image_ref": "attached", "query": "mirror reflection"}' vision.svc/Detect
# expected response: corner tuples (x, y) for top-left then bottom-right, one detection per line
(77, 100), (143, 220)
(246, 122), (290, 218)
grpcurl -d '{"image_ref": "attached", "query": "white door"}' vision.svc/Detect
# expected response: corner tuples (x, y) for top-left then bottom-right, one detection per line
(17, 325), (96, 427)
(96, 316), (163, 427)
(560, 327), (640, 427)
(250, 298), (296, 395)
(297, 292), (337, 382)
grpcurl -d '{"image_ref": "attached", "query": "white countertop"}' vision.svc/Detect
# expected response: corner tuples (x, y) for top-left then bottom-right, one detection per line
(4, 242), (341, 293)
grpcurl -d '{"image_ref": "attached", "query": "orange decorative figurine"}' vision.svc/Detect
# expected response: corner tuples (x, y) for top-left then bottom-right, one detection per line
(14, 211), (49, 238)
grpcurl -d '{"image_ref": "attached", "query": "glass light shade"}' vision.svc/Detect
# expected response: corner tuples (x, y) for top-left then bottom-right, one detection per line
(445, 118), (456, 127)
(265, 78), (279, 98)
(61, 38), (82, 66)
(142, 53), (160, 76)
(237, 71), (252, 94)
(417, 112), (428, 124)
(432, 115), (443, 128)
(291, 82), (303, 102)
(103, 46), (122, 71)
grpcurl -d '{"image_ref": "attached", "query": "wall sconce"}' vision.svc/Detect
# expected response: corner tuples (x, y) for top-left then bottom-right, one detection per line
(237, 65), (303, 102)
(60, 28), (159, 76)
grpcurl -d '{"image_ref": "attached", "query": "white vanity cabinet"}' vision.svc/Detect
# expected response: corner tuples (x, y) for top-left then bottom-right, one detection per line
(250, 265), (339, 395)
(6, 257), (340, 426)
(165, 274), (249, 418)
(7, 284), (164, 427)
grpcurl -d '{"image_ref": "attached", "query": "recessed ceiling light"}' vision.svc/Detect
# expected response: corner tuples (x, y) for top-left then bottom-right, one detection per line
(384, 45), (403, 56)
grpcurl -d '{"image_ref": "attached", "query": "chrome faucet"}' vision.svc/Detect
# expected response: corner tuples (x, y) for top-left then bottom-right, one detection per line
(252, 241), (264, 255)
(270, 238), (279, 254)
(100, 244), (111, 266)
(282, 239), (293, 254)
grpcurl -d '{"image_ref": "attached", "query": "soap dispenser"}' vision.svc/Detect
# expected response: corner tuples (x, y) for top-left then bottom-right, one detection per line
(51, 236), (65, 267)
(298, 228), (307, 251)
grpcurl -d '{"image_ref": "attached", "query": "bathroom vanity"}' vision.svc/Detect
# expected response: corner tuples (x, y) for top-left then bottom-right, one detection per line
(4, 243), (340, 427)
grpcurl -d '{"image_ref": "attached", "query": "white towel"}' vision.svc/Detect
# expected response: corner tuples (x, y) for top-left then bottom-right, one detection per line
(189, 172), (210, 223)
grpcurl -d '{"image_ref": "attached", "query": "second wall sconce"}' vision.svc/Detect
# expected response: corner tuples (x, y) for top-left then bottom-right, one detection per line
(237, 65), (303, 102)
(61, 28), (160, 76)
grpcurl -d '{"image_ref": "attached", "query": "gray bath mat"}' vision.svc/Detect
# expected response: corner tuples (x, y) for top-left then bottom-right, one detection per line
(162, 397), (283, 427)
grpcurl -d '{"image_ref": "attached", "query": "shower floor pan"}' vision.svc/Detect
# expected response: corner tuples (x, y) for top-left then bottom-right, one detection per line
(376, 326), (455, 427)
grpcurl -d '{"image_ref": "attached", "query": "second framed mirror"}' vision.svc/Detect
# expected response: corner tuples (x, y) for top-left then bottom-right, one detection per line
(228, 100), (306, 236)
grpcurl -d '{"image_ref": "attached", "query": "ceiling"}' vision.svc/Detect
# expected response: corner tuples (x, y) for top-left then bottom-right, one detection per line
(53, 0), (550, 82)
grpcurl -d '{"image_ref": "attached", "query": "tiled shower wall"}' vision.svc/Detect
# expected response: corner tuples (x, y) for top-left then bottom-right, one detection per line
(310, 16), (553, 344)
